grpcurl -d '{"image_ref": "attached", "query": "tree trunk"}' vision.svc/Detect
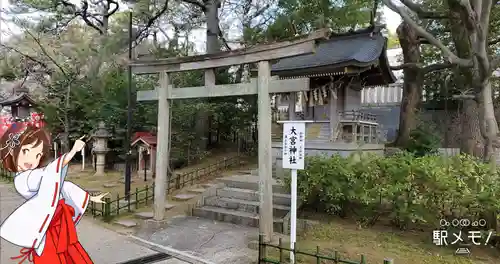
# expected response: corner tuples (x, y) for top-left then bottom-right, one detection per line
(461, 98), (481, 155)
(446, 1), (483, 156)
(195, 0), (220, 151)
(205, 0), (220, 55)
(394, 22), (422, 147)
(62, 81), (72, 153)
(479, 79), (498, 162)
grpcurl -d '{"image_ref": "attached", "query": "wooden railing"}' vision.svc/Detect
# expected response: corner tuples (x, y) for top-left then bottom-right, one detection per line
(338, 110), (378, 123)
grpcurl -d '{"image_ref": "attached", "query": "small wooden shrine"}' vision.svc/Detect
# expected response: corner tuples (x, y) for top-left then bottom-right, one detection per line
(269, 26), (396, 158)
(0, 83), (36, 119)
(131, 132), (157, 176)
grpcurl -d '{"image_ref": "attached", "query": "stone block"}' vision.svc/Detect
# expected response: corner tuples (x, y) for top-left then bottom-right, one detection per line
(114, 220), (137, 228)
(172, 194), (197, 201)
(143, 219), (168, 229)
(187, 188), (205, 194)
(135, 212), (154, 219)
(119, 179), (135, 184)
(165, 203), (176, 210)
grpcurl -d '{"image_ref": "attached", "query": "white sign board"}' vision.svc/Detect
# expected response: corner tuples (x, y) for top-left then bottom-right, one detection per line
(282, 122), (306, 170)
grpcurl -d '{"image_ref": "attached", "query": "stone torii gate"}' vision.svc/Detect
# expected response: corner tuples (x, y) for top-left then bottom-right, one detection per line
(130, 29), (328, 241)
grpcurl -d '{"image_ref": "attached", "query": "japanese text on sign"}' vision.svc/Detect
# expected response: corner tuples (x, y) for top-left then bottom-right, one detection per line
(282, 122), (306, 170)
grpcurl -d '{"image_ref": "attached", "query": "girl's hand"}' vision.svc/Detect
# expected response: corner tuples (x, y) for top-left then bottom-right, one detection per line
(90, 192), (109, 204)
(72, 135), (86, 153)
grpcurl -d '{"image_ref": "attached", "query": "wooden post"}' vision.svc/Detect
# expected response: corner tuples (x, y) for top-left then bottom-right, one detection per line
(150, 147), (156, 178)
(54, 142), (57, 160)
(257, 60), (273, 242)
(202, 69), (215, 147)
(138, 146), (143, 171)
(288, 92), (296, 120)
(143, 151), (147, 182)
(81, 148), (85, 171)
(329, 90), (337, 141)
(153, 72), (170, 221)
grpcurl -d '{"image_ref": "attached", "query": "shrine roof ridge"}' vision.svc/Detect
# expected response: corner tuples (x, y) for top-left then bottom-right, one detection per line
(271, 29), (388, 75)
(131, 132), (157, 147)
(0, 92), (36, 106)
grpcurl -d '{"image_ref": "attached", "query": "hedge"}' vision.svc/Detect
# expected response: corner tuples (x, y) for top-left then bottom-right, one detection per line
(289, 152), (500, 230)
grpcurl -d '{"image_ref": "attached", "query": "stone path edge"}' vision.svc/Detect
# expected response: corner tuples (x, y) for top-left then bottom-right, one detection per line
(127, 235), (217, 264)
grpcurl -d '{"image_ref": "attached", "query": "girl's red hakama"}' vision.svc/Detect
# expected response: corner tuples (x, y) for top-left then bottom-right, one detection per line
(11, 199), (93, 264)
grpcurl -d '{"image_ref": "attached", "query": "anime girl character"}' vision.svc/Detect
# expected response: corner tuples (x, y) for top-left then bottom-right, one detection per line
(0, 113), (108, 264)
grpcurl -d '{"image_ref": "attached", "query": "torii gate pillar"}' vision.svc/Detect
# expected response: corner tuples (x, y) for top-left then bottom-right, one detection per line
(257, 61), (273, 239)
(130, 29), (329, 242)
(153, 72), (170, 220)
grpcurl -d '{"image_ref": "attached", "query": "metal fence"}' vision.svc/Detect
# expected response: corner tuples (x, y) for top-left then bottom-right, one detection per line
(86, 184), (154, 220)
(258, 235), (395, 264)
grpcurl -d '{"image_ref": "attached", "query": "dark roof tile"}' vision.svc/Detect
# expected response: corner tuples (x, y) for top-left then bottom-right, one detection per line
(271, 32), (385, 73)
(0, 93), (36, 106)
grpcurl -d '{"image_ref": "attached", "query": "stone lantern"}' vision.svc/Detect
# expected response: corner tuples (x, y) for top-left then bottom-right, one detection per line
(92, 121), (111, 176)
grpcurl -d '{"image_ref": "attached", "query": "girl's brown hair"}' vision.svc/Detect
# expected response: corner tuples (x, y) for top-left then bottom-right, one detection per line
(0, 125), (51, 172)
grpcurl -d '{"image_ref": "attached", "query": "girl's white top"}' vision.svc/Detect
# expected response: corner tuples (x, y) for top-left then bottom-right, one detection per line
(0, 154), (90, 256)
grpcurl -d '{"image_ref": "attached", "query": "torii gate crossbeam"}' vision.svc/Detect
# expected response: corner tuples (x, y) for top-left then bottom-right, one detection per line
(129, 29), (329, 242)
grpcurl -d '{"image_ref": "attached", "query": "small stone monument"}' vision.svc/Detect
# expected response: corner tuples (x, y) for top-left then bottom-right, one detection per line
(92, 121), (111, 176)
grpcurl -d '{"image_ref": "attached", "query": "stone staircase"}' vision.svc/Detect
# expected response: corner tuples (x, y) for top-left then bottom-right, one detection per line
(192, 173), (291, 233)
(318, 122), (331, 140)
(114, 185), (209, 229)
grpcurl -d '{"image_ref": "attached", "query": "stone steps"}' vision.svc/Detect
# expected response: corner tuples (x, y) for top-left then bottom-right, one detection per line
(134, 201), (177, 220)
(217, 187), (291, 206)
(193, 175), (291, 233)
(203, 196), (290, 218)
(318, 123), (331, 139)
(172, 193), (198, 201)
(187, 188), (206, 194)
(192, 206), (284, 233)
(217, 176), (288, 194)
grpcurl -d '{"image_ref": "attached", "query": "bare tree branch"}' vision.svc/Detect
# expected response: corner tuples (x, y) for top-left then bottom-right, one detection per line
(251, 3), (270, 20)
(457, 0), (476, 31)
(479, 0), (493, 44)
(217, 24), (231, 50)
(0, 44), (49, 69)
(23, 30), (70, 78)
(423, 63), (455, 73)
(390, 62), (456, 73)
(381, 0), (473, 67)
(399, 0), (449, 19)
(181, 0), (206, 11)
(59, 0), (104, 34)
(134, 0), (171, 41)
(390, 63), (422, 70)
(18, 71), (30, 89)
(105, 0), (120, 18)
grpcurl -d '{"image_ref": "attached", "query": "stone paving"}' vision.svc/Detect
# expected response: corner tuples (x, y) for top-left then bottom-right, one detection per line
(0, 182), (189, 264)
(135, 215), (258, 264)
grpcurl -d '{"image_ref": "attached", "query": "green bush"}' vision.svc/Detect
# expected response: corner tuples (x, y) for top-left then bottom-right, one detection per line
(404, 124), (441, 156)
(291, 152), (500, 230)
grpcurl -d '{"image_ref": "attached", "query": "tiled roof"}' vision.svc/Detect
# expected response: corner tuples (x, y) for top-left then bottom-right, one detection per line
(0, 93), (36, 106)
(271, 30), (386, 74)
(131, 132), (157, 146)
